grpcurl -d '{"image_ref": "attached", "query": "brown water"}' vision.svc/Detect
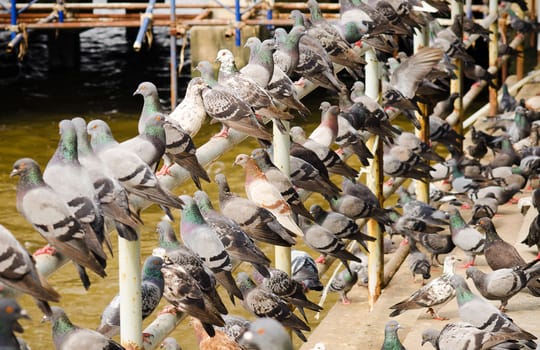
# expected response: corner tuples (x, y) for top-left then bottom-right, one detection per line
(0, 27), (347, 349)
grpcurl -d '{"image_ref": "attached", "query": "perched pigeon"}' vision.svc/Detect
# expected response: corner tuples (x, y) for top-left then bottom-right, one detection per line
(234, 154), (304, 237)
(119, 114), (166, 171)
(97, 255), (165, 337)
(43, 306), (125, 349)
(239, 317), (293, 350)
(215, 173), (296, 247)
(0, 298), (30, 350)
(193, 190), (272, 278)
(168, 77), (208, 138)
(448, 208), (485, 267)
(291, 249), (324, 292)
(466, 259), (540, 310)
(11, 158), (107, 289)
(381, 320), (406, 350)
(469, 193), (499, 224)
(133, 81), (166, 135)
(236, 272), (310, 342)
(422, 322), (537, 350)
(190, 316), (242, 350)
(179, 195), (243, 303)
(450, 274), (537, 341)
(309, 101), (338, 148)
(389, 255), (458, 320)
(0, 224), (60, 316)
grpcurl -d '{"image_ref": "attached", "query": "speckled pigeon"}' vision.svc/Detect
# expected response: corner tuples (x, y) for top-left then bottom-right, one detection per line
(167, 77), (208, 138)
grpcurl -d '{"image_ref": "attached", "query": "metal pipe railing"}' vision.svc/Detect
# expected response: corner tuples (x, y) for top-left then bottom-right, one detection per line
(133, 0), (156, 51)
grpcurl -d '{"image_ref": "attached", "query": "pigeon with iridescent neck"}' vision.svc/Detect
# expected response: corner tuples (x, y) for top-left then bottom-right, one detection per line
(133, 81), (166, 135)
(381, 320), (406, 350)
(11, 158), (107, 289)
(449, 208), (485, 267)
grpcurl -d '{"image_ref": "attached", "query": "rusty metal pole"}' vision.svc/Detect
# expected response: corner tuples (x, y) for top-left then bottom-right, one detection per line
(365, 48), (384, 310)
(488, 0), (499, 116)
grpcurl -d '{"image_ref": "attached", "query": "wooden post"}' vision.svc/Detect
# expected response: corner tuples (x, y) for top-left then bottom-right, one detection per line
(488, 0), (499, 116)
(119, 238), (143, 350)
(364, 48), (384, 310)
(272, 121), (291, 276)
(169, 0), (177, 109)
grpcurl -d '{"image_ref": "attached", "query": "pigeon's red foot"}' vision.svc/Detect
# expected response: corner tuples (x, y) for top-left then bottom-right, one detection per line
(156, 164), (172, 177)
(159, 305), (178, 316)
(315, 255), (326, 264)
(461, 203), (472, 209)
(34, 245), (56, 256)
(212, 125), (230, 139)
(142, 332), (154, 344)
(508, 197), (519, 204)
(341, 297), (352, 305)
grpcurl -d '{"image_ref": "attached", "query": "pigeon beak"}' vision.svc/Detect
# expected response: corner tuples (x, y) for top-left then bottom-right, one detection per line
(9, 168), (20, 177)
(41, 314), (51, 324)
(133, 87), (141, 96)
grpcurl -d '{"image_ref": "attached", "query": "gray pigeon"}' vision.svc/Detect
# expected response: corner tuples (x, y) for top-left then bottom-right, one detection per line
(291, 249), (324, 292)
(236, 272), (310, 342)
(179, 195), (243, 303)
(466, 260), (540, 310)
(422, 322), (537, 350)
(119, 114), (166, 171)
(239, 317), (293, 350)
(193, 190), (272, 278)
(381, 320), (406, 350)
(87, 119), (184, 213)
(97, 255), (165, 337)
(407, 241), (431, 284)
(449, 208), (485, 267)
(450, 274), (537, 341)
(43, 306), (125, 349)
(329, 261), (362, 304)
(133, 81), (166, 135)
(0, 224), (60, 316)
(469, 192), (499, 224)
(389, 255), (458, 320)
(0, 298), (30, 350)
(215, 173), (296, 247)
(11, 158), (107, 289)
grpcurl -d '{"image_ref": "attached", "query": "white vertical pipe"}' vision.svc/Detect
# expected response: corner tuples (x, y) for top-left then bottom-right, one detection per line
(119, 238), (142, 349)
(272, 121), (291, 275)
(365, 48), (383, 309)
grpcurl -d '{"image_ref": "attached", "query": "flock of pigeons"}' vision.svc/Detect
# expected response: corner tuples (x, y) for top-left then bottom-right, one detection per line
(2, 0), (540, 348)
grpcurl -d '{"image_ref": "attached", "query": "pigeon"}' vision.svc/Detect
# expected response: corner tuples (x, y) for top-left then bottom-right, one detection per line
(193, 190), (272, 278)
(397, 188), (448, 226)
(448, 208), (485, 267)
(215, 173), (296, 247)
(329, 261), (362, 304)
(328, 193), (394, 226)
(71, 117), (140, 242)
(499, 83), (517, 113)
(450, 274), (537, 341)
(466, 259), (540, 311)
(469, 192), (499, 224)
(155, 220), (228, 317)
(381, 320), (406, 350)
(422, 322), (537, 350)
(43, 306), (125, 349)
(235, 272), (310, 342)
(239, 317), (293, 350)
(431, 92), (460, 120)
(133, 81), (166, 135)
(477, 217), (540, 296)
(11, 158), (107, 289)
(407, 241), (431, 284)
(334, 106), (374, 165)
(290, 126), (358, 180)
(288, 153), (341, 199)
(430, 115), (464, 155)
(0, 224), (60, 316)
(160, 120), (211, 189)
(160, 337), (182, 350)
(382, 47), (444, 129)
(522, 187), (540, 253)
(234, 154), (304, 237)
(309, 204), (375, 252)
(403, 228), (455, 266)
(309, 101), (339, 148)
(251, 148), (313, 220)
(389, 255), (459, 320)
(215, 48), (295, 133)
(161, 262), (226, 337)
(119, 114), (166, 171)
(87, 119), (184, 215)
(194, 62), (272, 141)
(299, 218), (363, 276)
(272, 24), (304, 76)
(217, 314), (251, 343)
(463, 58), (497, 89)
(0, 298), (30, 350)
(291, 249), (324, 292)
(190, 316), (242, 350)
(179, 194), (243, 303)
(255, 267), (323, 321)
(168, 77), (208, 138)
(395, 131), (444, 162)
(43, 120), (109, 264)
(97, 255), (165, 337)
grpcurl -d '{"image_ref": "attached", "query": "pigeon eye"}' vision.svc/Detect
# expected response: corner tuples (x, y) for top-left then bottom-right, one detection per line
(5, 306), (14, 314)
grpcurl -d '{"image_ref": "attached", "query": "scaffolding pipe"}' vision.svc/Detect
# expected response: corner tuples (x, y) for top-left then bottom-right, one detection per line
(488, 0), (498, 115)
(133, 0), (156, 51)
(235, 0), (240, 46)
(169, 0), (177, 110)
(56, 0), (63, 22)
(16, 0), (38, 14)
(10, 0), (16, 39)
